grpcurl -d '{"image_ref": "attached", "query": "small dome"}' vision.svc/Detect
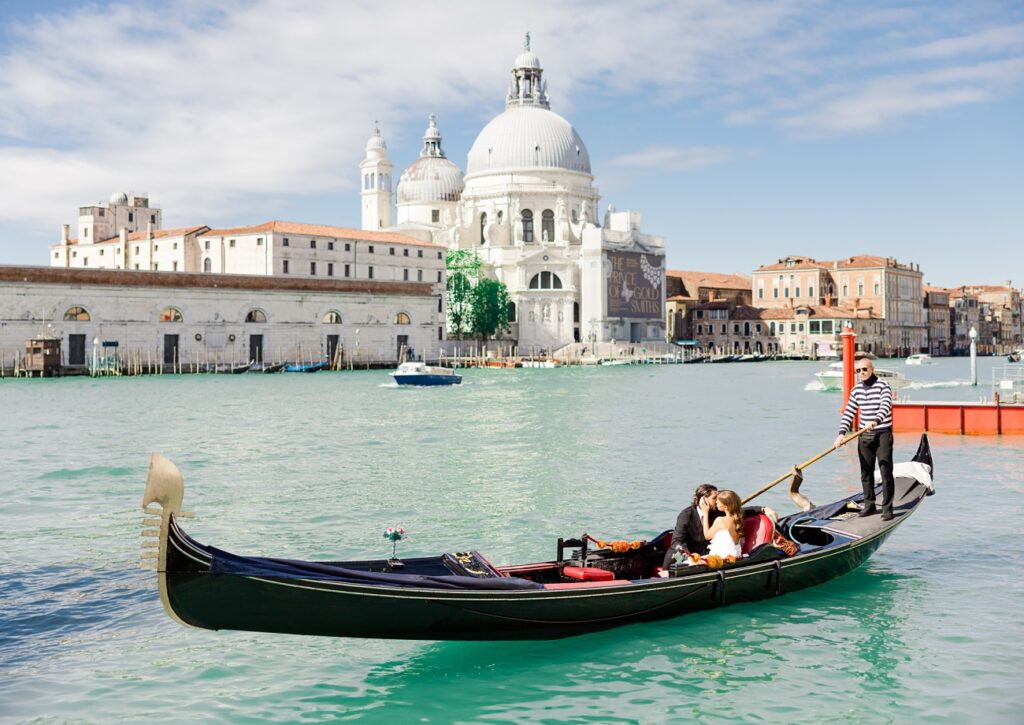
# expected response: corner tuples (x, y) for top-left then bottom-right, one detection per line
(109, 191), (128, 205)
(365, 125), (388, 160)
(513, 50), (541, 70)
(397, 156), (464, 204)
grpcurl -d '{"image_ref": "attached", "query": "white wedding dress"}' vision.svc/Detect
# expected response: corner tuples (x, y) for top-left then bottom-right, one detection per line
(707, 529), (742, 558)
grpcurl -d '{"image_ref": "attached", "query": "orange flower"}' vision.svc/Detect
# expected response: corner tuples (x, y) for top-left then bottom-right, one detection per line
(704, 555), (724, 569)
(630, 540), (642, 550)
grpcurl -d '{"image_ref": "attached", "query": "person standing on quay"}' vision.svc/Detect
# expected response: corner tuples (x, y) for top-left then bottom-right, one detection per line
(833, 358), (895, 521)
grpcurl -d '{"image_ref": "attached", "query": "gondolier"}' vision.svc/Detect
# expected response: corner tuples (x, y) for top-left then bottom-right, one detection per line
(834, 358), (895, 521)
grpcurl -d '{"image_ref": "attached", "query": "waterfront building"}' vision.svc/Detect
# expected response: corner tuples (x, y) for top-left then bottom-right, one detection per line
(665, 270), (751, 342)
(923, 286), (951, 356)
(0, 266), (441, 371)
(961, 285), (1022, 353)
(947, 287), (981, 355)
(361, 39), (666, 350)
(752, 254), (925, 355)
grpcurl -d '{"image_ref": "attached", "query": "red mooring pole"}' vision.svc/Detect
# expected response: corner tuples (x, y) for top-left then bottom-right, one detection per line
(840, 322), (856, 411)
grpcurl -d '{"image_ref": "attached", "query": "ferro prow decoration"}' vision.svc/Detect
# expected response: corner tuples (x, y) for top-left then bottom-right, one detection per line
(141, 452), (195, 627)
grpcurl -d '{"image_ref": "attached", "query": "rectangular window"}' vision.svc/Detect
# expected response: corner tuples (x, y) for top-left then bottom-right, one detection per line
(403, 249), (409, 257)
(328, 263), (334, 276)
(808, 285), (814, 298)
(438, 326), (443, 341)
(438, 298), (443, 312)
(696, 310), (704, 319)
(795, 287), (800, 297)
(310, 240), (316, 249)
(798, 323), (804, 332)
(173, 242), (178, 250)
(310, 262), (317, 275)
(134, 263), (139, 270)
(173, 261), (178, 271)
(283, 238), (290, 247)
(858, 283), (864, 295)
(368, 266), (374, 279)
(328, 241), (334, 250)
(403, 269), (409, 281)
(810, 321), (820, 333)
(432, 210), (439, 222)
(128, 212), (134, 222)
(822, 320), (834, 334)
(842, 284), (848, 296)
(84, 228), (89, 238)
(154, 244), (159, 251)
(150, 214), (156, 224)
(437, 252), (442, 259)
(344, 264), (350, 277)
(790, 323), (796, 333)
(755, 323), (761, 333)
(733, 323), (740, 333)
(773, 287), (779, 299)
(283, 260), (289, 274)
(345, 243), (351, 251)
(135, 246), (140, 254)
(204, 240), (210, 250)
(874, 283), (880, 295)
(784, 287), (789, 297)
(98, 209), (104, 217)
(229, 239), (235, 248)
(116, 248), (120, 254)
(437, 270), (442, 282)
(257, 237), (263, 246)
(721, 324), (726, 334)
(417, 270), (423, 281)
(368, 245), (374, 254)
(83, 257), (88, 266)
(99, 249), (105, 256)
(418, 250), (423, 258)
(390, 247), (395, 256)
(758, 288), (763, 299)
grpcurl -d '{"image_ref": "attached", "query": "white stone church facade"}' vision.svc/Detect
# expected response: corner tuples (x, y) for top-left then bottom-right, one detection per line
(361, 40), (666, 349)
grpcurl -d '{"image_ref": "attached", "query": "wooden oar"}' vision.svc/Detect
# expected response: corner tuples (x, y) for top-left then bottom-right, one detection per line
(742, 426), (870, 509)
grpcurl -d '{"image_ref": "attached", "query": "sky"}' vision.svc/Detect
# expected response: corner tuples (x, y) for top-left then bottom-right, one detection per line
(0, 0), (1021, 287)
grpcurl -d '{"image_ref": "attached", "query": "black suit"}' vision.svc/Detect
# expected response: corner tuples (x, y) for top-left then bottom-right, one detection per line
(661, 505), (766, 569)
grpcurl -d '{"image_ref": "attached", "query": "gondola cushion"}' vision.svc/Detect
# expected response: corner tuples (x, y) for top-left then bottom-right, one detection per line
(742, 514), (775, 555)
(562, 566), (615, 581)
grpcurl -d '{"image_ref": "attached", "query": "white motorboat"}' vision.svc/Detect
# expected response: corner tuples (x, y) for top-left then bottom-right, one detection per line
(390, 361), (462, 386)
(905, 354), (934, 365)
(814, 361), (908, 391)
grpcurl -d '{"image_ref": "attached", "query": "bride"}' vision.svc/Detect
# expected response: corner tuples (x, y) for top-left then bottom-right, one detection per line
(700, 489), (744, 558)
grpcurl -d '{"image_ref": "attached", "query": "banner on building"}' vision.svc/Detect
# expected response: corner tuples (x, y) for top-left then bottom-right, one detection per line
(606, 251), (663, 319)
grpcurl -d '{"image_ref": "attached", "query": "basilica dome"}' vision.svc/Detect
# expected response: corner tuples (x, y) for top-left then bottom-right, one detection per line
(465, 43), (591, 178)
(466, 106), (591, 177)
(396, 114), (464, 204)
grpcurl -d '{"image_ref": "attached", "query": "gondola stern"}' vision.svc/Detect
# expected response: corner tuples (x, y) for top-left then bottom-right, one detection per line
(910, 433), (935, 494)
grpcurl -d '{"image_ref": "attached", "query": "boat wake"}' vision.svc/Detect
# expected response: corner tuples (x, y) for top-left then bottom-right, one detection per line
(904, 380), (974, 390)
(805, 381), (826, 391)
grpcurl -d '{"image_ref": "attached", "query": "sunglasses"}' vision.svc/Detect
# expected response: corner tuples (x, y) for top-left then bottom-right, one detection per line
(855, 366), (870, 372)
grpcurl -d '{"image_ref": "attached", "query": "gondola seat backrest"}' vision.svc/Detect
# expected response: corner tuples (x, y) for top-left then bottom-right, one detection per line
(742, 514), (775, 555)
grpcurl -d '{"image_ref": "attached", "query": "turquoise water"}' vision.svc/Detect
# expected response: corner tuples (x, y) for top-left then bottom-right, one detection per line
(2, 358), (1021, 722)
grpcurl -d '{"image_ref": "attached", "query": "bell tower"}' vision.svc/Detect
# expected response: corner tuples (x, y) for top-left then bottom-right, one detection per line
(360, 123), (393, 231)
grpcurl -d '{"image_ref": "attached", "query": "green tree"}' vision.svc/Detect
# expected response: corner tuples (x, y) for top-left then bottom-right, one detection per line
(471, 278), (511, 342)
(445, 250), (481, 340)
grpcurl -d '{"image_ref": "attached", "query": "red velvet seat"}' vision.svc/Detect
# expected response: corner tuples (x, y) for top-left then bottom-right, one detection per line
(562, 565), (614, 581)
(742, 514), (775, 555)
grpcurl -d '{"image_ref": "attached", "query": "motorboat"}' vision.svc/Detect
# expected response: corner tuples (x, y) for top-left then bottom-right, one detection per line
(905, 354), (934, 365)
(284, 361), (328, 373)
(139, 436), (933, 640)
(391, 361), (462, 386)
(814, 361), (908, 390)
(1008, 349), (1023, 363)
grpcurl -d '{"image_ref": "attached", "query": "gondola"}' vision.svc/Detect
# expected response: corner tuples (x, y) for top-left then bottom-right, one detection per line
(140, 436), (933, 641)
(249, 361), (286, 374)
(283, 361), (327, 373)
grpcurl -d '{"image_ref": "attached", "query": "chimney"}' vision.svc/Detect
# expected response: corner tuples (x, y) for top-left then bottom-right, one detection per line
(61, 224), (70, 244)
(147, 221), (154, 240)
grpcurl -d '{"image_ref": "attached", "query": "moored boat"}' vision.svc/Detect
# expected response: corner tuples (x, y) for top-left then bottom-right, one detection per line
(905, 353), (934, 365)
(139, 437), (933, 640)
(391, 361), (462, 386)
(249, 361), (286, 374)
(284, 361), (327, 373)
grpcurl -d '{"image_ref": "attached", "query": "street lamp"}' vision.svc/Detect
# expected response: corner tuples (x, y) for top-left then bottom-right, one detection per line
(969, 326), (977, 386)
(92, 337), (99, 376)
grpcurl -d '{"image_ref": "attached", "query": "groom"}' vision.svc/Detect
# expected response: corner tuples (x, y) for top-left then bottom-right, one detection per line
(661, 484), (778, 569)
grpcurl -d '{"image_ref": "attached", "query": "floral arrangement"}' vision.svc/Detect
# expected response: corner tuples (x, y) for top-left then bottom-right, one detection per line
(590, 537), (644, 553)
(686, 552), (737, 568)
(383, 526), (405, 560)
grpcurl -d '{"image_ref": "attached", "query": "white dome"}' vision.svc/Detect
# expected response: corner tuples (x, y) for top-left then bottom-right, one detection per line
(397, 156), (464, 203)
(466, 106), (591, 177)
(514, 50), (541, 69)
(109, 191), (128, 204)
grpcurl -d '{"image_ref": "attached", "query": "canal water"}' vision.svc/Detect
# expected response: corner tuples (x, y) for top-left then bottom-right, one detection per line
(2, 358), (1021, 722)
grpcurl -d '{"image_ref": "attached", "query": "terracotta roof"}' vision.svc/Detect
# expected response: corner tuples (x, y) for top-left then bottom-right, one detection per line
(666, 269), (751, 292)
(666, 294), (696, 302)
(0, 265), (433, 297)
(60, 226), (209, 246)
(830, 255), (890, 270)
(200, 221), (442, 248)
(753, 256), (829, 272)
(695, 303), (880, 320)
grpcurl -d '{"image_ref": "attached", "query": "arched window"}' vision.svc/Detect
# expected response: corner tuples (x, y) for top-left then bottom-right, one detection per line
(203, 257), (212, 273)
(63, 306), (90, 321)
(528, 272), (563, 290)
(541, 209), (554, 242)
(744, 321), (750, 336)
(770, 321), (776, 336)
(321, 311), (342, 324)
(521, 209), (534, 243)
(508, 301), (517, 323)
(395, 312), (411, 325)
(571, 207), (578, 224)
(160, 307), (183, 322)
(573, 301), (579, 323)
(496, 210), (503, 224)
(245, 309), (267, 323)
(480, 212), (487, 245)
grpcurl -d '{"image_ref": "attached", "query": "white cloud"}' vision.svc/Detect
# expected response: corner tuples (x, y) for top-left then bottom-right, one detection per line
(610, 145), (733, 171)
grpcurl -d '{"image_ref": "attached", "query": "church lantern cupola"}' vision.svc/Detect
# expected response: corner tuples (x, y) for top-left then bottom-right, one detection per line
(506, 32), (549, 110)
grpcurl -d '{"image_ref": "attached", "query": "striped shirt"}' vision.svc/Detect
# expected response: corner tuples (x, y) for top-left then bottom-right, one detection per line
(839, 376), (893, 435)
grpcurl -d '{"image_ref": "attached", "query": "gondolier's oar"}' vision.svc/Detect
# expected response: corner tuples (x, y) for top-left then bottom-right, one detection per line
(742, 426), (870, 510)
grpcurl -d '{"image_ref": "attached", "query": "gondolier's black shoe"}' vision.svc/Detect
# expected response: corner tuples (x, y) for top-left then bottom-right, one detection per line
(880, 509), (894, 521)
(857, 504), (877, 517)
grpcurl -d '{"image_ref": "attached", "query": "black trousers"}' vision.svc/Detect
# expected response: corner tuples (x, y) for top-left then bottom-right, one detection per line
(858, 429), (895, 512)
